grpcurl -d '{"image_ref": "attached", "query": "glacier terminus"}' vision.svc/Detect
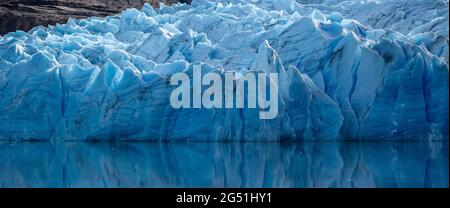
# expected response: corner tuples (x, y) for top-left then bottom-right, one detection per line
(0, 0), (448, 141)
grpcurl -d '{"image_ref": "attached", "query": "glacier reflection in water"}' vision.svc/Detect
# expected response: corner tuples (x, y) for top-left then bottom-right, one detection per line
(0, 141), (448, 188)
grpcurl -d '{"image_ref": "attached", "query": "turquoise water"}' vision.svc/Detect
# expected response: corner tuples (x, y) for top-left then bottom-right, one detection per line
(0, 141), (448, 188)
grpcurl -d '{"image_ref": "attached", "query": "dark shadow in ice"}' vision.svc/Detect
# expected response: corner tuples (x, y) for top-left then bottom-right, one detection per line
(0, 141), (447, 188)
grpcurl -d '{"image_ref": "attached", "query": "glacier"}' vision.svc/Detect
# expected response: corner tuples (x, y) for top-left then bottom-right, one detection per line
(223, 0), (449, 62)
(298, 0), (449, 63)
(0, 0), (448, 141)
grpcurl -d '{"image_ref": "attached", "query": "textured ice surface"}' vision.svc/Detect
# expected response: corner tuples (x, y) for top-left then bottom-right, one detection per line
(0, 141), (448, 188)
(0, 0), (448, 141)
(225, 0), (449, 62)
(299, 0), (449, 62)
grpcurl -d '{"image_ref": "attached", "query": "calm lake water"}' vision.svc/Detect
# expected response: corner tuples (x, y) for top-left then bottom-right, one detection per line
(0, 141), (448, 188)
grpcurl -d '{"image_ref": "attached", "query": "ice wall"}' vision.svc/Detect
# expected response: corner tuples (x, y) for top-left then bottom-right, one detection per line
(0, 0), (448, 141)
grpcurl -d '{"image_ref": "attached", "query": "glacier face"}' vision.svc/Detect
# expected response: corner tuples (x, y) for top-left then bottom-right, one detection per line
(0, 0), (448, 141)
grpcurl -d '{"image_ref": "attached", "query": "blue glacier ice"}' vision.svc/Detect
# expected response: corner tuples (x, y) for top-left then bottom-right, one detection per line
(0, 0), (448, 141)
(223, 0), (449, 62)
(297, 0), (449, 63)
